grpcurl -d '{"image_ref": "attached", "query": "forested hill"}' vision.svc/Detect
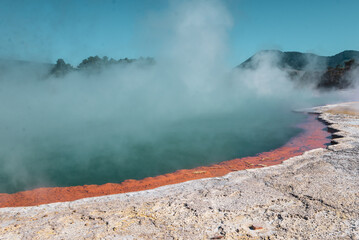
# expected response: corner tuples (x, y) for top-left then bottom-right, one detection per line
(0, 56), (154, 79)
(1, 51), (358, 90)
(238, 50), (359, 70)
(238, 50), (359, 89)
(50, 56), (155, 77)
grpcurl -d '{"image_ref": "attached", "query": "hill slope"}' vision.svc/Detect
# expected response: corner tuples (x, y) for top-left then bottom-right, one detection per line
(238, 50), (359, 70)
(238, 50), (359, 89)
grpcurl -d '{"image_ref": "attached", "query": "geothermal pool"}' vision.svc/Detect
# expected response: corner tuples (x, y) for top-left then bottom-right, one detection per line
(0, 107), (305, 194)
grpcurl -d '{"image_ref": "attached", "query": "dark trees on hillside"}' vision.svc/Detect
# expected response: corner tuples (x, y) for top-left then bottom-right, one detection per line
(50, 59), (74, 77)
(49, 56), (155, 78)
(77, 56), (103, 70)
(317, 59), (358, 89)
(77, 56), (142, 71)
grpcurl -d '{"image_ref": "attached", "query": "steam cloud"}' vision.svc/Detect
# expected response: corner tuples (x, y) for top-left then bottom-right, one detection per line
(0, 0), (354, 192)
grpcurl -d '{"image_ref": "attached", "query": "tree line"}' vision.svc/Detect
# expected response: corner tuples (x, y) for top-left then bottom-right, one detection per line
(50, 56), (155, 77)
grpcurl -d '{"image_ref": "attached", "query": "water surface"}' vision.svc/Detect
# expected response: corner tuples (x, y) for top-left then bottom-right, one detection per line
(0, 105), (304, 193)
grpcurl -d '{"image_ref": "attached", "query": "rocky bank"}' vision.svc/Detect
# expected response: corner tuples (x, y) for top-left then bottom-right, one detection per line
(0, 102), (358, 239)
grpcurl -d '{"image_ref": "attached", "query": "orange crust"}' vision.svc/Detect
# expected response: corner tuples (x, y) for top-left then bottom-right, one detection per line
(0, 114), (330, 208)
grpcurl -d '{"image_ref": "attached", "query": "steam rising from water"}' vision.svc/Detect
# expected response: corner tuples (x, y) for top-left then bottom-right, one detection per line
(0, 0), (354, 192)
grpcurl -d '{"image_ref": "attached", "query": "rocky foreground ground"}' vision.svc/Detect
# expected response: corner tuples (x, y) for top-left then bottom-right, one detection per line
(0, 103), (358, 240)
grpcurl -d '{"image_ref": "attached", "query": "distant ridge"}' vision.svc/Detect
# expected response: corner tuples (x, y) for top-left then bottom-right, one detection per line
(0, 56), (154, 78)
(1, 51), (358, 89)
(238, 50), (359, 70)
(0, 58), (53, 68)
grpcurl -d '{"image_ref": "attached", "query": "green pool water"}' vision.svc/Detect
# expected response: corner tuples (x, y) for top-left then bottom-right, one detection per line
(0, 106), (304, 193)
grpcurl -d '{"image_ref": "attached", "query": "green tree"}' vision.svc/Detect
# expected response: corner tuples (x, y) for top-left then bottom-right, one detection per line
(50, 59), (74, 77)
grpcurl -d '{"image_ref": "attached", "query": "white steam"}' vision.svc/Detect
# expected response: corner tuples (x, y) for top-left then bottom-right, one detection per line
(0, 0), (348, 192)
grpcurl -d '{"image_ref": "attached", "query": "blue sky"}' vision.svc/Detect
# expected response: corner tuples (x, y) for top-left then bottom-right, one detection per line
(0, 0), (358, 66)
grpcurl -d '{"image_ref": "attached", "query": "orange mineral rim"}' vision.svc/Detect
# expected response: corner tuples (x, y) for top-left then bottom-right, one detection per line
(0, 113), (331, 208)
